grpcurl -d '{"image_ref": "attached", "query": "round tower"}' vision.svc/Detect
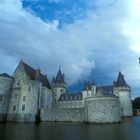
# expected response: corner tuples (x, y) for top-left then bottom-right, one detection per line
(114, 72), (133, 117)
(0, 73), (13, 121)
(52, 68), (67, 102)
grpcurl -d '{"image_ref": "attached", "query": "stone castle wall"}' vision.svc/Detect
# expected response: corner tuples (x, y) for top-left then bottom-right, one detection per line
(7, 80), (40, 122)
(84, 96), (121, 123)
(116, 87), (133, 117)
(0, 77), (13, 121)
(41, 87), (52, 108)
(41, 100), (85, 122)
(55, 100), (84, 108)
(41, 107), (84, 122)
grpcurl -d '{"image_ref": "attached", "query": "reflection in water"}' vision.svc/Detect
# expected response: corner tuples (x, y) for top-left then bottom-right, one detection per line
(0, 117), (140, 140)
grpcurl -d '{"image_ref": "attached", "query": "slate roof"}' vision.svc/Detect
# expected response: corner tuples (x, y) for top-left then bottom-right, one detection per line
(54, 68), (66, 84)
(0, 73), (13, 78)
(20, 61), (51, 88)
(96, 85), (117, 97)
(115, 72), (129, 87)
(59, 93), (82, 101)
(97, 85), (113, 93)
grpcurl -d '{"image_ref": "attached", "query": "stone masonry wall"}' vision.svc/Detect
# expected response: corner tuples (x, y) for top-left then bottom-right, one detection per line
(84, 97), (121, 123)
(55, 100), (84, 109)
(41, 107), (84, 122)
(0, 77), (13, 121)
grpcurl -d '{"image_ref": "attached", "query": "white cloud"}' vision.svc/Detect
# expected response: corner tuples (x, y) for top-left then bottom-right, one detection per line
(0, 0), (140, 94)
(0, 0), (95, 85)
(48, 0), (63, 3)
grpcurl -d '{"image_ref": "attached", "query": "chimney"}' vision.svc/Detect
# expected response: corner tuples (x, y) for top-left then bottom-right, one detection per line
(36, 68), (40, 80)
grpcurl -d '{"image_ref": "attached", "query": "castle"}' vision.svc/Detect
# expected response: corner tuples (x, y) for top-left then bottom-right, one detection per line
(0, 60), (133, 123)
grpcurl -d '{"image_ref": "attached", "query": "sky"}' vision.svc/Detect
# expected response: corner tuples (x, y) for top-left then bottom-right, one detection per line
(0, 0), (140, 98)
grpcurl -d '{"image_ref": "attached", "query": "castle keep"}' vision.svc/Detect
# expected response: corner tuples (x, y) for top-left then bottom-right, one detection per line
(0, 60), (133, 123)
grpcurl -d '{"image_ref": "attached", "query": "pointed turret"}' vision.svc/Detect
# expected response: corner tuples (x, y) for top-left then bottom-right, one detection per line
(52, 67), (67, 102)
(114, 72), (133, 117)
(116, 72), (129, 87)
(55, 68), (65, 84)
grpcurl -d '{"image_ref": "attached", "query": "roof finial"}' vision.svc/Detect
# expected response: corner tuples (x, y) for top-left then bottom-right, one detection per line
(118, 60), (121, 72)
(59, 64), (61, 70)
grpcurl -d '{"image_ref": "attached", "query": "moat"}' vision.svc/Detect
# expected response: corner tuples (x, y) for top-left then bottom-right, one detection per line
(0, 116), (140, 140)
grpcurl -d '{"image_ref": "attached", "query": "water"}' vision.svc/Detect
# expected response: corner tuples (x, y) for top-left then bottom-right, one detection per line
(0, 117), (140, 140)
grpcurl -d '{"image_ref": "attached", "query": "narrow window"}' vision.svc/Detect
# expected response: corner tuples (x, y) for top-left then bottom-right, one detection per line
(0, 95), (3, 102)
(28, 86), (31, 91)
(23, 96), (26, 102)
(22, 104), (25, 111)
(13, 105), (16, 111)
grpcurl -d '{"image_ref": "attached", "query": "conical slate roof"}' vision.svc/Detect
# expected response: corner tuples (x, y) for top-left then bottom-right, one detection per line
(55, 68), (65, 84)
(115, 72), (129, 87)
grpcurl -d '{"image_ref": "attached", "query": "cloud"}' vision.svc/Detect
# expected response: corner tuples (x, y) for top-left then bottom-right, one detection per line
(48, 0), (63, 3)
(0, 0), (140, 97)
(0, 0), (95, 85)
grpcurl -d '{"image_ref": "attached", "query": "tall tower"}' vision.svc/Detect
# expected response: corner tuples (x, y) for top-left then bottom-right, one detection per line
(52, 67), (67, 102)
(114, 72), (133, 117)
